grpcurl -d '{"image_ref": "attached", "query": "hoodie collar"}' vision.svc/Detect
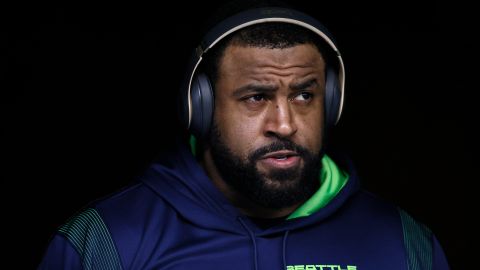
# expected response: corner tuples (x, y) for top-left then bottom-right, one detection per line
(288, 154), (349, 219)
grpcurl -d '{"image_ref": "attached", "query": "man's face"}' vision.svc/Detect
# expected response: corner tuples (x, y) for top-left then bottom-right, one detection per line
(209, 44), (326, 209)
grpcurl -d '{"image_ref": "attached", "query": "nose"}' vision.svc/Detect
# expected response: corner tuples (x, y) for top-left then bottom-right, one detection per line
(263, 100), (297, 139)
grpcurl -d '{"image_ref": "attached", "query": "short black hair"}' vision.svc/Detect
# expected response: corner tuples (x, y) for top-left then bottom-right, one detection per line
(201, 22), (333, 89)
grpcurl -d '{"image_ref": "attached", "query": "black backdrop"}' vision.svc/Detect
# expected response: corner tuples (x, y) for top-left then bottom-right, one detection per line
(1, 1), (475, 269)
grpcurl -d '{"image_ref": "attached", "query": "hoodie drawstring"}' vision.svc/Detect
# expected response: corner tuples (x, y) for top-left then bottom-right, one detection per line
(282, 230), (290, 270)
(238, 217), (259, 270)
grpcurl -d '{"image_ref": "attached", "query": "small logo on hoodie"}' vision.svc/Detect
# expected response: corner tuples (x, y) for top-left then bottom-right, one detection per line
(287, 265), (357, 270)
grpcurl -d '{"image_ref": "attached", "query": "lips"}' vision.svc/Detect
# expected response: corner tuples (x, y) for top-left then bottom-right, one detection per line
(258, 150), (301, 169)
(261, 150), (299, 160)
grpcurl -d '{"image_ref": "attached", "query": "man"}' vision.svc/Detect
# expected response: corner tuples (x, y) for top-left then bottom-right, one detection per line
(38, 2), (450, 270)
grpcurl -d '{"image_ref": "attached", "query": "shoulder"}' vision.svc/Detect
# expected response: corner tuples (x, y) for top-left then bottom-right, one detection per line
(92, 182), (175, 240)
(351, 190), (449, 269)
(343, 189), (403, 223)
(57, 182), (176, 269)
(352, 190), (429, 227)
(349, 190), (431, 235)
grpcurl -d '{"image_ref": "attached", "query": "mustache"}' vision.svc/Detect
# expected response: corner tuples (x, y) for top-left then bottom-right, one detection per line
(248, 139), (310, 161)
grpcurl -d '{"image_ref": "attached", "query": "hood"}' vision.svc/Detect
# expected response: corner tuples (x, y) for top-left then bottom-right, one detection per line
(140, 139), (360, 236)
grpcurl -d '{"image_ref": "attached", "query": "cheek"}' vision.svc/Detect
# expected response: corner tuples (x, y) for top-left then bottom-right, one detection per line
(214, 107), (260, 156)
(311, 122), (324, 152)
(297, 112), (324, 152)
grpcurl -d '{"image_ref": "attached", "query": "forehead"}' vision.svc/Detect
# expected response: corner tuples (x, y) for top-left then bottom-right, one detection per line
(219, 44), (325, 76)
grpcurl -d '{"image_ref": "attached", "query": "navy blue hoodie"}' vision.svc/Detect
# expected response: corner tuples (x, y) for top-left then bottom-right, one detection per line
(38, 142), (450, 269)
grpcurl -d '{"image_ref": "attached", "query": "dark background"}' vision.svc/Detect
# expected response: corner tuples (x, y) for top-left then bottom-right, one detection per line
(1, 1), (475, 269)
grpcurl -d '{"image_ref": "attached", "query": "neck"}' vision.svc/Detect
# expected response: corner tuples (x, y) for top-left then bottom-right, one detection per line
(201, 148), (301, 218)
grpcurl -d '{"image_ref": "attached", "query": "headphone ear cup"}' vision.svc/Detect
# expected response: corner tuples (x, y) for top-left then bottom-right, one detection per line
(189, 73), (214, 139)
(324, 67), (341, 127)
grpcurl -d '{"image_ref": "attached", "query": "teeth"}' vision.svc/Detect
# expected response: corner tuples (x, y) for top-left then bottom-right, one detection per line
(276, 156), (288, 160)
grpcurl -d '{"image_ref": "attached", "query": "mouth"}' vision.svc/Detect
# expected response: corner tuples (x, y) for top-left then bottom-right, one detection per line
(258, 150), (301, 169)
(261, 150), (299, 160)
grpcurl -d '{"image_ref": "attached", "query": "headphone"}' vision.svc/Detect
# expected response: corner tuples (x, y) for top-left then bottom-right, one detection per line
(179, 7), (346, 139)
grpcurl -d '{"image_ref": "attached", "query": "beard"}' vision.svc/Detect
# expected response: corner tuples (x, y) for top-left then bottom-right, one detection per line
(209, 123), (322, 209)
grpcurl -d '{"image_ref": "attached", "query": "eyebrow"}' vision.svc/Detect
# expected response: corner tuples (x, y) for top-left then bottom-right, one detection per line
(232, 78), (319, 98)
(290, 78), (318, 91)
(232, 84), (278, 98)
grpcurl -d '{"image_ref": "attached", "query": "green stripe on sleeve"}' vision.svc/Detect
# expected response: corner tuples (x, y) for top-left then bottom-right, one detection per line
(58, 208), (123, 270)
(398, 208), (433, 270)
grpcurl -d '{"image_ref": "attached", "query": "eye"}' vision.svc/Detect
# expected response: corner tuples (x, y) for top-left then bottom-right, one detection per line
(293, 92), (313, 102)
(246, 94), (265, 103)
